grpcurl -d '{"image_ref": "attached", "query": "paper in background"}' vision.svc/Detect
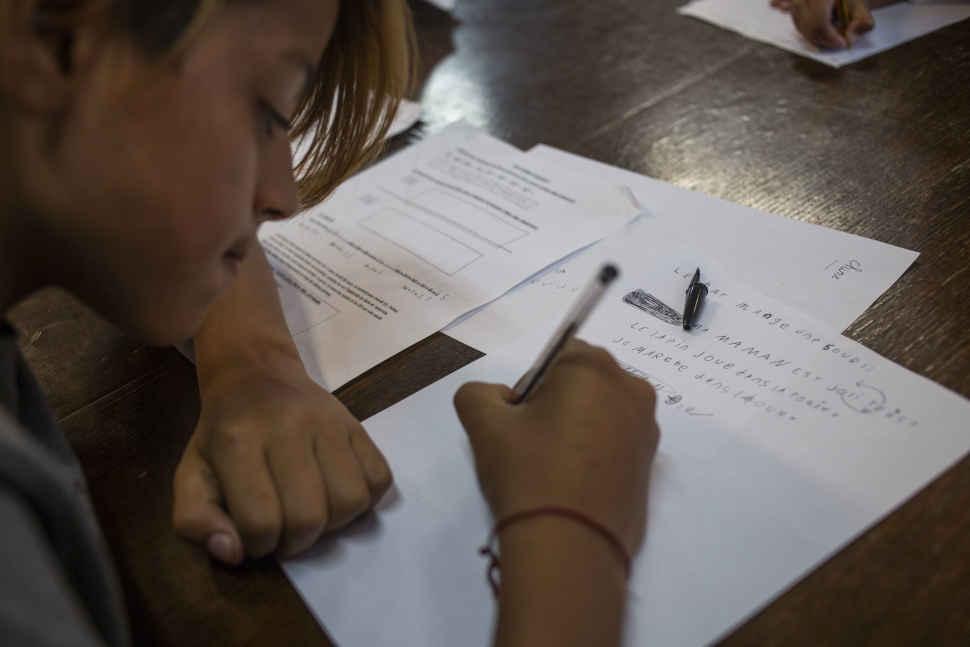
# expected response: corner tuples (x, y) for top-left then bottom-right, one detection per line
(422, 0), (457, 11)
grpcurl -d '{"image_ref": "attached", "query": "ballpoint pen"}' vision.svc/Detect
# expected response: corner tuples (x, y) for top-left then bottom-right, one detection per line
(837, 0), (851, 45)
(512, 263), (619, 404)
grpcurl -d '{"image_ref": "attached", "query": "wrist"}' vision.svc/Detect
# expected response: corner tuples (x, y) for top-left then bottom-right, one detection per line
(497, 514), (629, 587)
(192, 244), (307, 395)
(195, 327), (306, 397)
(491, 514), (628, 647)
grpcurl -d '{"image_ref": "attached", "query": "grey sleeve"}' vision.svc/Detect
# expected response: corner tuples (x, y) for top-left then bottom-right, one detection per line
(0, 488), (107, 647)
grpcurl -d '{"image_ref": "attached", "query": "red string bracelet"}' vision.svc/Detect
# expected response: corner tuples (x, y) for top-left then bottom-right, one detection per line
(478, 506), (631, 598)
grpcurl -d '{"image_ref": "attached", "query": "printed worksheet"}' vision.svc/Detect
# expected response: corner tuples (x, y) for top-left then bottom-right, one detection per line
(447, 144), (917, 348)
(679, 0), (970, 67)
(282, 231), (970, 646)
(260, 123), (636, 388)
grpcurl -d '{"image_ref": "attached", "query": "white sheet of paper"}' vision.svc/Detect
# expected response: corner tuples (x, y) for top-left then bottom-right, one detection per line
(446, 146), (917, 351)
(261, 123), (636, 388)
(283, 233), (970, 646)
(459, 145), (914, 334)
(679, 0), (970, 67)
(423, 0), (457, 9)
(387, 99), (423, 138)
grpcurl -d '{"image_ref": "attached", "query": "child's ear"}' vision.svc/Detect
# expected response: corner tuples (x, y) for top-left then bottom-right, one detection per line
(0, 0), (105, 115)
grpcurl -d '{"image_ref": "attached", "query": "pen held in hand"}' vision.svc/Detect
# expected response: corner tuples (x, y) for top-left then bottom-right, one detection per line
(511, 263), (619, 404)
(836, 0), (852, 45)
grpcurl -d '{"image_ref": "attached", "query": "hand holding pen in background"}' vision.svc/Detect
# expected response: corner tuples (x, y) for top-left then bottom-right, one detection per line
(771, 0), (877, 48)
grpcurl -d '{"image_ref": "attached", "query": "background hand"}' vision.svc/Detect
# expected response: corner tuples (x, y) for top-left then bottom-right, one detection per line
(173, 357), (392, 564)
(454, 340), (659, 556)
(772, 0), (875, 49)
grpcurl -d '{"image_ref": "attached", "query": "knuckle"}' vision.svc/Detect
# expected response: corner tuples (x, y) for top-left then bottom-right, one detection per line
(209, 423), (252, 452)
(334, 482), (372, 519)
(809, 26), (833, 44)
(453, 383), (474, 411)
(369, 461), (393, 496)
(588, 345), (617, 368)
(638, 377), (658, 403)
(561, 343), (617, 374)
(285, 510), (325, 541)
(237, 510), (281, 551)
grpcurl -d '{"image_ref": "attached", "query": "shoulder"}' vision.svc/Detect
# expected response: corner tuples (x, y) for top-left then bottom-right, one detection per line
(0, 487), (107, 647)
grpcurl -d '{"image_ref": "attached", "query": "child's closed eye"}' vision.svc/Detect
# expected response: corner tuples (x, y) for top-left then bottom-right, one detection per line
(257, 99), (292, 138)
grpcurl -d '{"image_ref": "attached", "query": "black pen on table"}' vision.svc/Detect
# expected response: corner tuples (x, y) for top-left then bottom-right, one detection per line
(682, 267), (708, 331)
(511, 263), (619, 405)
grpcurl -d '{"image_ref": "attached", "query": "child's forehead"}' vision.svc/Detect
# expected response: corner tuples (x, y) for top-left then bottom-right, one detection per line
(226, 0), (339, 51)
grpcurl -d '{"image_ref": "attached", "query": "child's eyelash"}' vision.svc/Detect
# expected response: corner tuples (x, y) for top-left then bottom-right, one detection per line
(259, 100), (293, 135)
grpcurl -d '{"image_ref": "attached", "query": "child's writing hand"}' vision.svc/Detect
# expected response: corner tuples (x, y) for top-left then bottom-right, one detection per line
(172, 356), (391, 564)
(454, 340), (660, 557)
(771, 0), (875, 49)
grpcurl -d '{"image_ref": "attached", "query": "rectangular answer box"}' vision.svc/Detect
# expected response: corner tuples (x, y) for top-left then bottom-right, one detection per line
(361, 207), (483, 275)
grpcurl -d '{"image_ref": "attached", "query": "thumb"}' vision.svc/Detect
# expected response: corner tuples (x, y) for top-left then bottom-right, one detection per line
(847, 3), (874, 40)
(172, 436), (244, 566)
(453, 381), (515, 436)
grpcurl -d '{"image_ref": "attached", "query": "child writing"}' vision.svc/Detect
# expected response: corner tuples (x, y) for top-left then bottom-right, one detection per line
(0, 2), (660, 646)
(769, 0), (970, 49)
(771, 0), (876, 48)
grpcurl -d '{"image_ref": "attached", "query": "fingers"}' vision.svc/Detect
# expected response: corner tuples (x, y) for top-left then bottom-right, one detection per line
(207, 428), (283, 559)
(314, 434), (373, 530)
(807, 21), (848, 50)
(454, 381), (515, 435)
(266, 434), (327, 557)
(847, 0), (874, 42)
(791, 0), (847, 49)
(348, 423), (393, 498)
(192, 421), (387, 561)
(555, 338), (620, 372)
(771, 0), (794, 12)
(172, 437), (244, 565)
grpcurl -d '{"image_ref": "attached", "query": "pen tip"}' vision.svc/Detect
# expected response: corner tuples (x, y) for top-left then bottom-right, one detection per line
(600, 263), (619, 284)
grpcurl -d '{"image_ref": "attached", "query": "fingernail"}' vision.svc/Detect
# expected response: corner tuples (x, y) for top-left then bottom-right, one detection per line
(207, 533), (239, 564)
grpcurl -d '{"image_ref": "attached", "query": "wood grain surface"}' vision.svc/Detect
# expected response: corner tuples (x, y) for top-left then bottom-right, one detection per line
(9, 1), (970, 645)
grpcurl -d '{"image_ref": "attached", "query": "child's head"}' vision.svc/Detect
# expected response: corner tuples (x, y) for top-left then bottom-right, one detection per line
(0, 1), (414, 343)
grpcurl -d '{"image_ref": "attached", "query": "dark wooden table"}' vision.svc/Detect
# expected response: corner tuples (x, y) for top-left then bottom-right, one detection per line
(11, 1), (970, 644)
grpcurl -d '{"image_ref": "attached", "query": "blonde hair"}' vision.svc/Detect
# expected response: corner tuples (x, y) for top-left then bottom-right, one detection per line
(14, 0), (416, 207)
(293, 1), (417, 206)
